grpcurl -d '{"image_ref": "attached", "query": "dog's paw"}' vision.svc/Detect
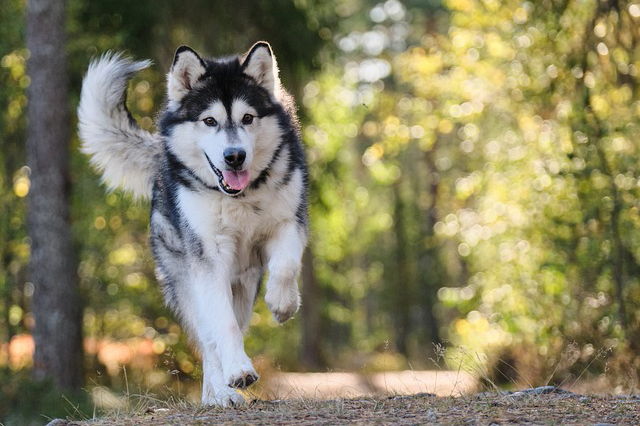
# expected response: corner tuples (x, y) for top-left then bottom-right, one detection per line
(265, 281), (300, 323)
(228, 371), (259, 389)
(223, 356), (259, 389)
(202, 386), (245, 408)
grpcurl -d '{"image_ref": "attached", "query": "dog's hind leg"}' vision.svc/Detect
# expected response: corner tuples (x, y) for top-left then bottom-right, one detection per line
(233, 266), (263, 331)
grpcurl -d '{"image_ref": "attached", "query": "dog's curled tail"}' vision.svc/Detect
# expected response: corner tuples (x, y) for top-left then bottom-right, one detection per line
(78, 53), (161, 199)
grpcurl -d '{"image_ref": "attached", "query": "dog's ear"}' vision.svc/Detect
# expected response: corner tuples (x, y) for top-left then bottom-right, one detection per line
(241, 42), (280, 96)
(167, 46), (206, 102)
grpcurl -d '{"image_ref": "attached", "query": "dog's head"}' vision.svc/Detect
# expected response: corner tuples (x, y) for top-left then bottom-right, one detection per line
(161, 42), (284, 196)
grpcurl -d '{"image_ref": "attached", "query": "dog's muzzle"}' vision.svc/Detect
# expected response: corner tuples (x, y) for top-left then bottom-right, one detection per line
(204, 152), (247, 196)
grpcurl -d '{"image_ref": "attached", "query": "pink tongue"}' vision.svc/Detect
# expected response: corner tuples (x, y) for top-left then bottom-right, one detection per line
(221, 170), (250, 190)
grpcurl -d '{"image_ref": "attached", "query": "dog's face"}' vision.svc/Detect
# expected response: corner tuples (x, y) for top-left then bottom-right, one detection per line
(162, 43), (283, 196)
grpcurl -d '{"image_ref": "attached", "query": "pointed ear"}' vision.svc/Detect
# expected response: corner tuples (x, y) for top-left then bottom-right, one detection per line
(167, 46), (206, 102)
(241, 42), (280, 95)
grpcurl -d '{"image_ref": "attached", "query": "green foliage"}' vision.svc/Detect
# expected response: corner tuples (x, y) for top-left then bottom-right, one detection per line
(0, 368), (92, 425)
(301, 0), (640, 383)
(356, 0), (640, 383)
(0, 0), (29, 354)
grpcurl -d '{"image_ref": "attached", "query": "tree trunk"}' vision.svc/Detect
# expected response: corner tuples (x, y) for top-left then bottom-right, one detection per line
(300, 248), (324, 369)
(26, 0), (83, 390)
(418, 148), (441, 349)
(392, 180), (411, 356)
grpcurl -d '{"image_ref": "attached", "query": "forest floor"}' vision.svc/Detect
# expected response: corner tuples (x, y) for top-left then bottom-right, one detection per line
(56, 388), (640, 425)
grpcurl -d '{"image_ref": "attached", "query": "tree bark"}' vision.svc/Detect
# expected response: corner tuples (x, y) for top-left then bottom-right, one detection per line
(392, 180), (411, 356)
(418, 148), (441, 349)
(26, 0), (83, 390)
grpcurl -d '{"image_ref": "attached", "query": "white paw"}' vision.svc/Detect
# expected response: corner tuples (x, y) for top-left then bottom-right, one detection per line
(265, 279), (300, 323)
(202, 386), (245, 407)
(222, 354), (259, 389)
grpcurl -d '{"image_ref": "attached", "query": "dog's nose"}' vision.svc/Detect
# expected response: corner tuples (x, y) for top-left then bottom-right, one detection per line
(223, 148), (246, 169)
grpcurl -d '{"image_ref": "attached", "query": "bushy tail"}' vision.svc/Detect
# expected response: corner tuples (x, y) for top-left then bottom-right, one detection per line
(78, 53), (162, 198)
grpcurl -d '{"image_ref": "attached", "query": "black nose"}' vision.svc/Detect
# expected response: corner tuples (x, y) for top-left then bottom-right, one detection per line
(223, 148), (246, 169)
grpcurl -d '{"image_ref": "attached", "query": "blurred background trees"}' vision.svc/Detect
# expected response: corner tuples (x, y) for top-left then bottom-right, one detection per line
(1, 0), (640, 421)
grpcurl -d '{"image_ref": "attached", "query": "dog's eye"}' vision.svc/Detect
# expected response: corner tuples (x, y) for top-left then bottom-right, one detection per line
(203, 117), (218, 127)
(242, 114), (254, 125)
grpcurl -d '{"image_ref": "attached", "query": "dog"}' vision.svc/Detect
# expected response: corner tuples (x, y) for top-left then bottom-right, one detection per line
(78, 42), (308, 406)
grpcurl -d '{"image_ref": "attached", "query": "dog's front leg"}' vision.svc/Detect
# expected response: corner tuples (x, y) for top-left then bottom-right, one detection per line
(188, 265), (258, 404)
(264, 221), (306, 323)
(201, 348), (245, 407)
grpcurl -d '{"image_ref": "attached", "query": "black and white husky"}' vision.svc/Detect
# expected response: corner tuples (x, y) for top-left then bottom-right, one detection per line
(78, 42), (308, 406)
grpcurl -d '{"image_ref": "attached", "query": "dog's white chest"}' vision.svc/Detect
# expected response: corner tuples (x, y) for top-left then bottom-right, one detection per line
(177, 188), (275, 265)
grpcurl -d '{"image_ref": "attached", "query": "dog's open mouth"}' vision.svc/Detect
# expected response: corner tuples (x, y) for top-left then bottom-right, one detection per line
(204, 153), (250, 196)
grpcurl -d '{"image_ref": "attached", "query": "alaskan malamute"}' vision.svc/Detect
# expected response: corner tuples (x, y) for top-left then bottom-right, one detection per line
(78, 42), (308, 406)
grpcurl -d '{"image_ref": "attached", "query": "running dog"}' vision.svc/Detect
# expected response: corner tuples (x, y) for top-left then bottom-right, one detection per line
(78, 42), (308, 406)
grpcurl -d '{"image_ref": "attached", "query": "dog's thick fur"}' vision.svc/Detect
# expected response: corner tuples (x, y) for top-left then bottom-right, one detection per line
(78, 42), (308, 406)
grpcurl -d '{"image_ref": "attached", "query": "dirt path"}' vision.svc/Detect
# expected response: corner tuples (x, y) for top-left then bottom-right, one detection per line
(66, 390), (640, 425)
(259, 370), (476, 399)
